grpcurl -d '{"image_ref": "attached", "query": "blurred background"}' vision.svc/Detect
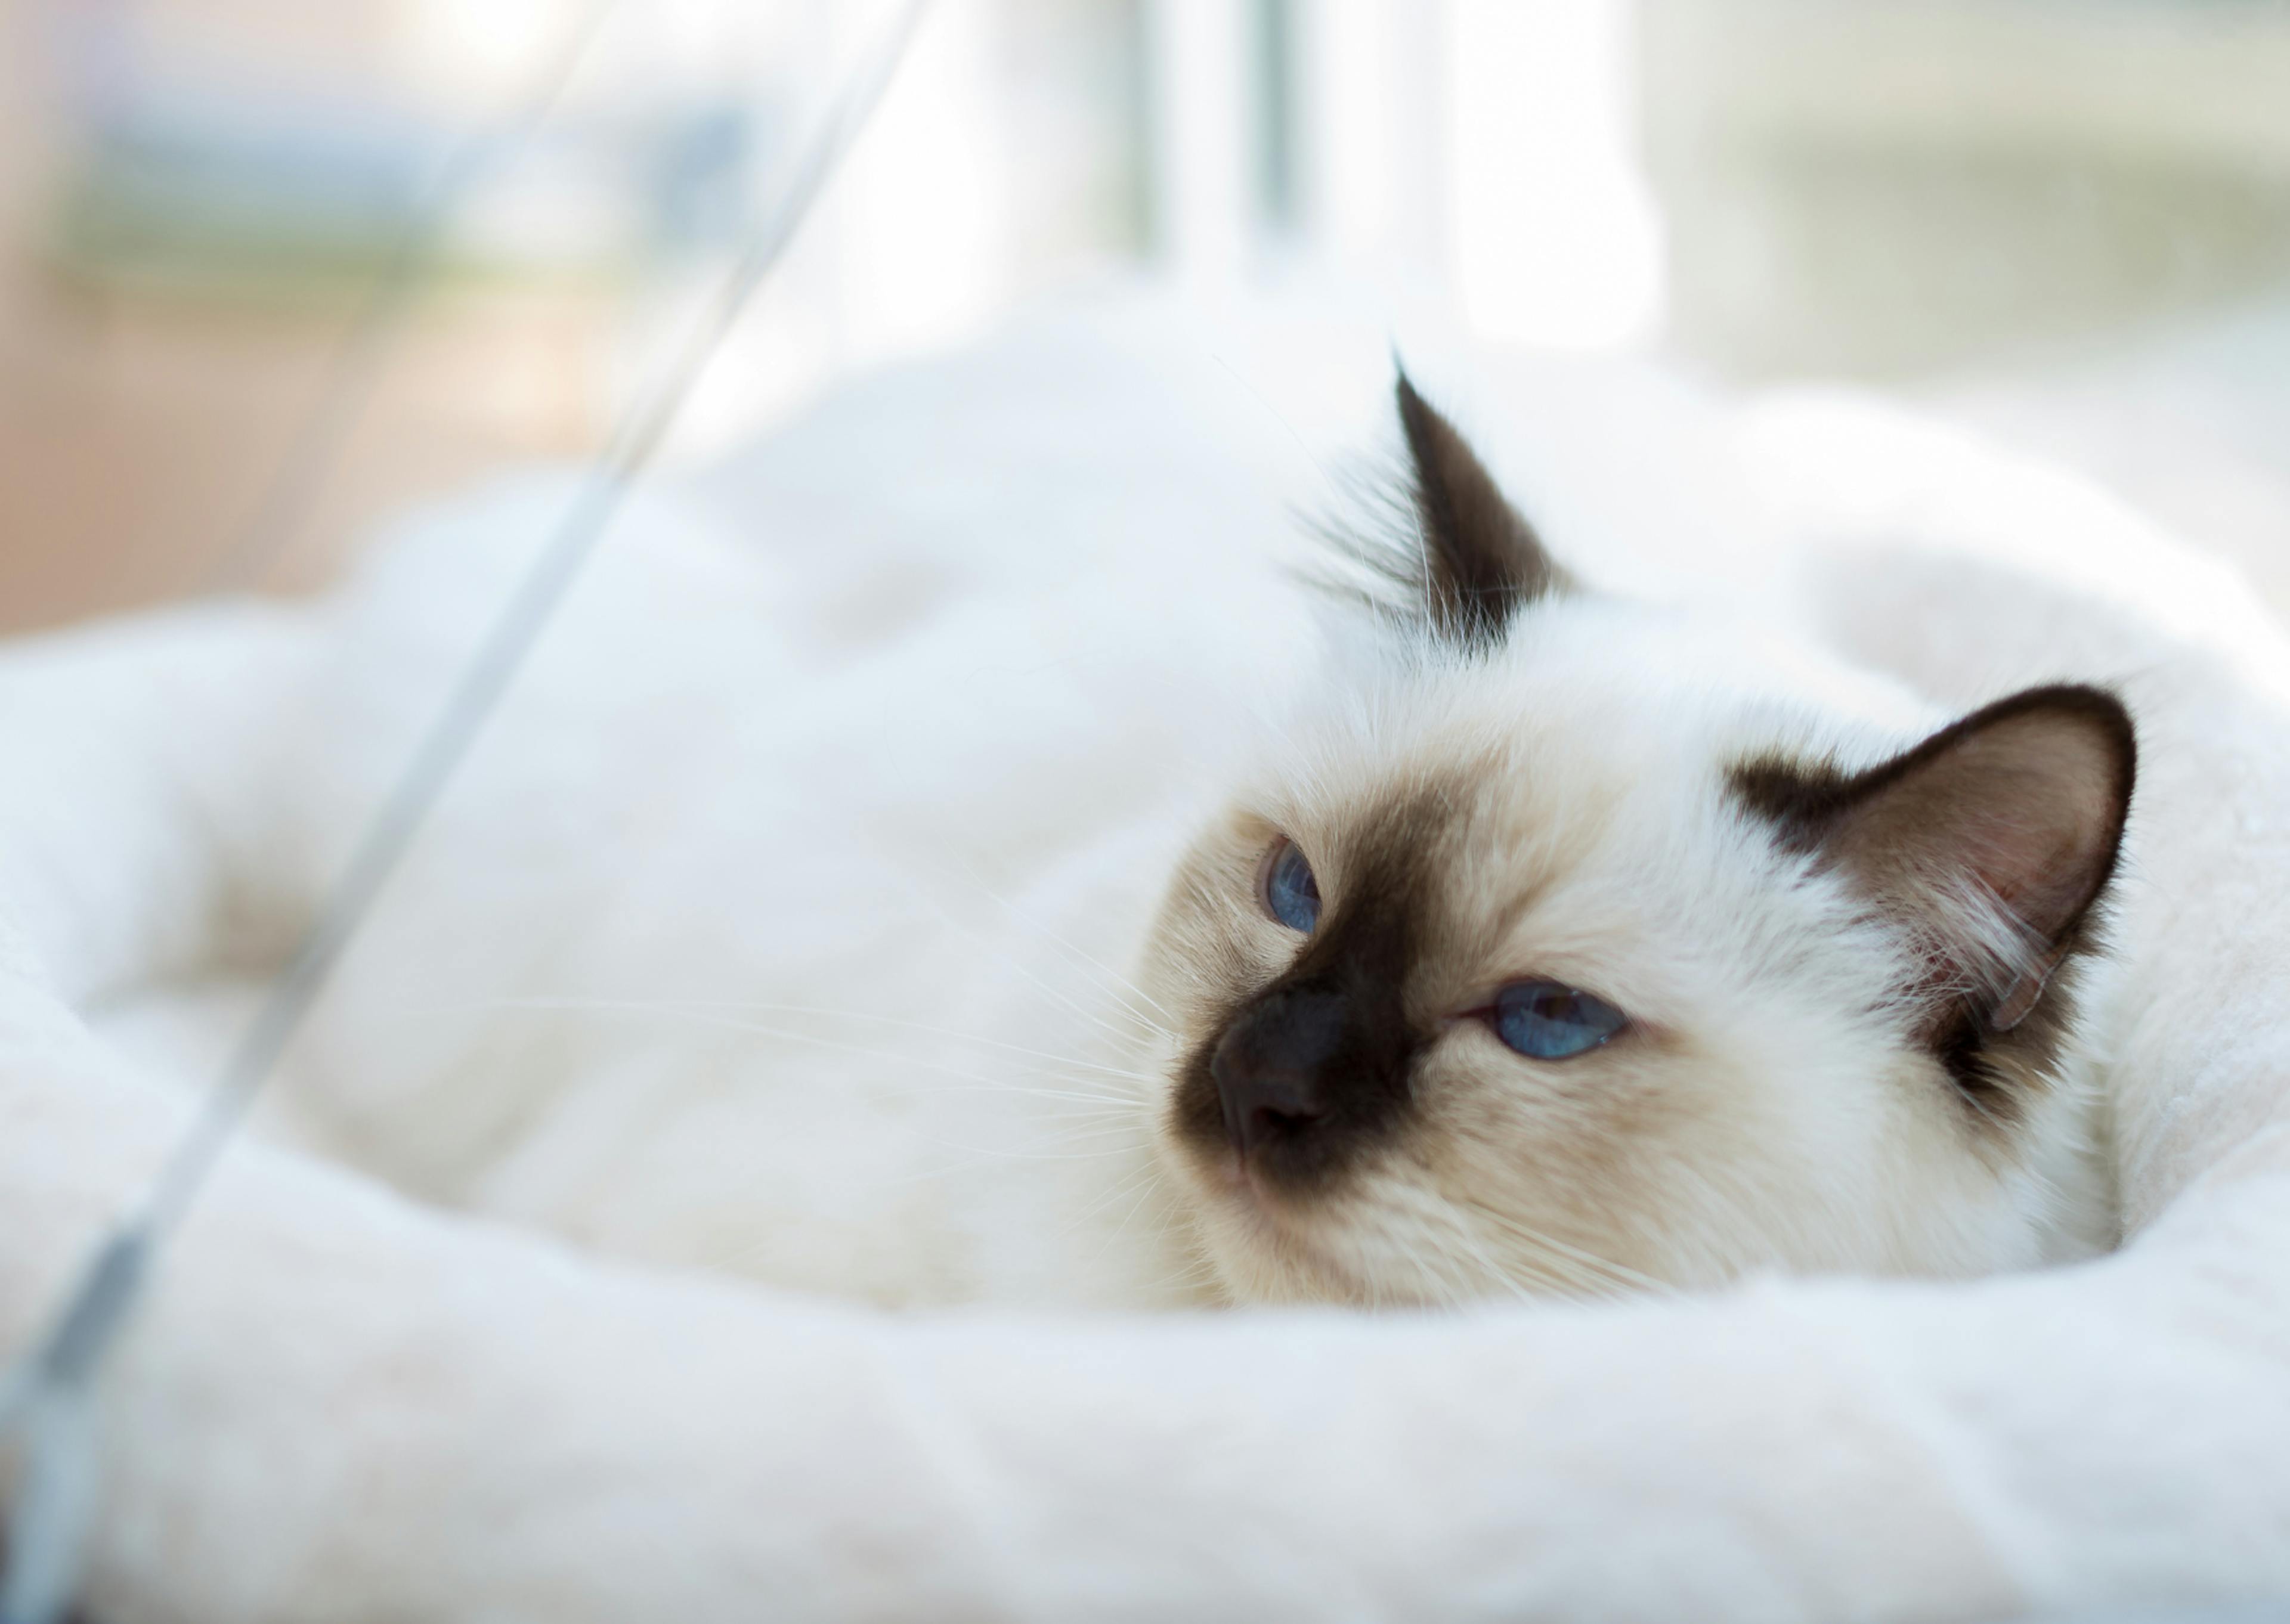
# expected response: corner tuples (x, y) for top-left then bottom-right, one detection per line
(4, 0), (2289, 631)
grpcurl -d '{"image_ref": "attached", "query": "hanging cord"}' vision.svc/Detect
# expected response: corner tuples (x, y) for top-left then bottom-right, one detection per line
(0, 6), (929, 1620)
(203, 0), (618, 596)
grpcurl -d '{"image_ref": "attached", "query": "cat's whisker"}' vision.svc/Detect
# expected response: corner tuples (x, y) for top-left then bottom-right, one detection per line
(1139, 1253), (1223, 1301)
(484, 1003), (1146, 1106)
(1369, 1185), (1569, 1307)
(1474, 1231), (1653, 1303)
(1429, 1194), (1638, 1301)
(948, 854), (1180, 1031)
(915, 1140), (1146, 1163)
(1425, 1214), (1547, 1309)
(686, 1135), (1166, 1287)
(1458, 1197), (1676, 1300)
(890, 1097), (1146, 1133)
(909, 883), (1174, 1051)
(681, 998), (1161, 1084)
(467, 1003), (1145, 1110)
(1066, 1162), (1166, 1231)
(1392, 1233), (1481, 1312)
(1023, 1118), (1156, 1149)
(469, 994), (1160, 1089)
(921, 1090), (1138, 1114)
(1083, 1173), (1175, 1272)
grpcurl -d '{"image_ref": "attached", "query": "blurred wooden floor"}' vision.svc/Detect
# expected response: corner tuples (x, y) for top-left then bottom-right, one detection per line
(0, 267), (610, 635)
(0, 0), (615, 636)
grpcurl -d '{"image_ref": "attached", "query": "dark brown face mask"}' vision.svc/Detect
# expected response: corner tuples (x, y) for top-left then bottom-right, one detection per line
(1179, 822), (1429, 1194)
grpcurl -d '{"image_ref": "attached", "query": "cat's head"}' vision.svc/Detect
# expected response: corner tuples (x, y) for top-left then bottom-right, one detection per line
(1136, 374), (2134, 1306)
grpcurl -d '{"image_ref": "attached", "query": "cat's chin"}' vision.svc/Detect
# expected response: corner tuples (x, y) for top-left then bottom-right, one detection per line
(1203, 1212), (1366, 1307)
(1155, 1139), (1392, 1307)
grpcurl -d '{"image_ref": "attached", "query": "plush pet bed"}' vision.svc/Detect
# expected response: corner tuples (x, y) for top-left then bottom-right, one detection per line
(0, 306), (2286, 1621)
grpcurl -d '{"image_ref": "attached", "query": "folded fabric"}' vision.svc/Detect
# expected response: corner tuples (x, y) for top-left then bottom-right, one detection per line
(0, 312), (2283, 1622)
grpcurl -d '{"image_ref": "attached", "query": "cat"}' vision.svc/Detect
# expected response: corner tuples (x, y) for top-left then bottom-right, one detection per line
(88, 358), (2128, 1314)
(1131, 374), (2127, 1305)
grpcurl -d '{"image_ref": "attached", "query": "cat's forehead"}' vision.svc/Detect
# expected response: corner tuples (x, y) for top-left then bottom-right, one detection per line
(1271, 602), (1920, 836)
(1273, 643), (1707, 857)
(1248, 625), (1842, 989)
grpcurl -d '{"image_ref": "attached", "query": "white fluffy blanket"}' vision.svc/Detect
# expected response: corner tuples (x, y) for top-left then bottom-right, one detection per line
(1, 307), (2286, 1621)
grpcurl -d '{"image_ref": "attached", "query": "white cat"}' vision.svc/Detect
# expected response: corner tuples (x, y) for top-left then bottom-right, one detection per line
(84, 347), (2123, 1314)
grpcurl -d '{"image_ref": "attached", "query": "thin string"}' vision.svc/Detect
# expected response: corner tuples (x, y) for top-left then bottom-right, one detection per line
(0, 7), (929, 1620)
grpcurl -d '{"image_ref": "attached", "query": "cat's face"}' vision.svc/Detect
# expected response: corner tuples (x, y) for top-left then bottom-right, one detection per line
(1136, 377), (2133, 1306)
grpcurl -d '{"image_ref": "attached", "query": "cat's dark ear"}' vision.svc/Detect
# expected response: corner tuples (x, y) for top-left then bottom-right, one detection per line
(1735, 684), (2135, 1046)
(1394, 370), (1573, 647)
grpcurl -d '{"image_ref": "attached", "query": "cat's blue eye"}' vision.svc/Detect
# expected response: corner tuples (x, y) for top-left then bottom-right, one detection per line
(1491, 980), (1626, 1060)
(1259, 839), (1321, 933)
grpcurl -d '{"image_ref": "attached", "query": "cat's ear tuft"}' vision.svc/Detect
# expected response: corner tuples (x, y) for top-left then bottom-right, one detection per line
(1393, 370), (1573, 647)
(1735, 684), (2135, 1041)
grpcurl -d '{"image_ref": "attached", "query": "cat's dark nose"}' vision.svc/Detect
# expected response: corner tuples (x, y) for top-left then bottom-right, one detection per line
(1209, 986), (1347, 1159)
